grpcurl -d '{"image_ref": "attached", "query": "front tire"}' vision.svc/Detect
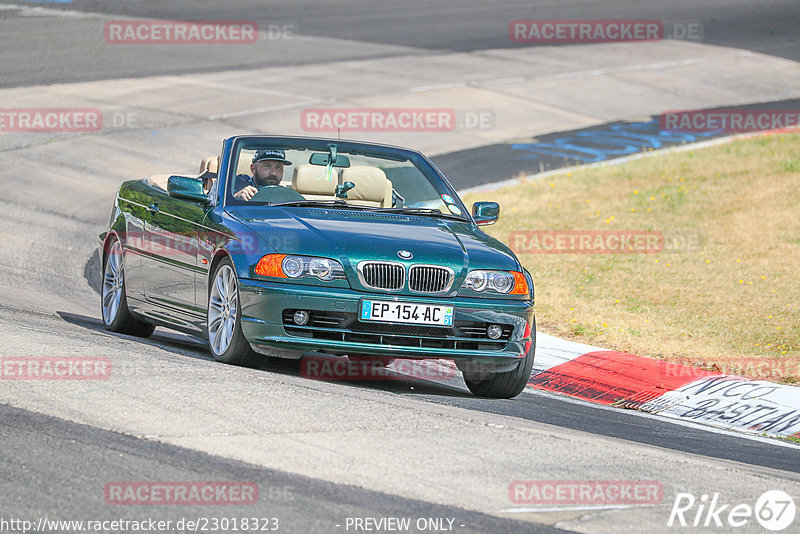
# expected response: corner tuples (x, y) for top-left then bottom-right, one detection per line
(207, 258), (259, 367)
(462, 318), (536, 399)
(101, 237), (155, 337)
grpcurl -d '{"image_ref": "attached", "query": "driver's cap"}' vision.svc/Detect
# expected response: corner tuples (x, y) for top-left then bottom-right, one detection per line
(252, 149), (292, 165)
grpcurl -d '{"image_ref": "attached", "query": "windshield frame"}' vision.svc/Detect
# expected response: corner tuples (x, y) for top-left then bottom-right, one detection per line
(220, 135), (470, 221)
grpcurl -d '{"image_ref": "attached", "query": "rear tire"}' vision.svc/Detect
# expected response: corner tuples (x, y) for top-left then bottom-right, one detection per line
(101, 237), (155, 337)
(207, 257), (260, 368)
(462, 318), (536, 399)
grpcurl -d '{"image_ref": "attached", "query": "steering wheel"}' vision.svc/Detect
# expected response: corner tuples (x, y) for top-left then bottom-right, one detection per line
(249, 185), (306, 203)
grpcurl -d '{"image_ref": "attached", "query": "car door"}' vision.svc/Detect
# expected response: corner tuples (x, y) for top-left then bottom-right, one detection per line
(115, 180), (153, 310)
(139, 180), (207, 331)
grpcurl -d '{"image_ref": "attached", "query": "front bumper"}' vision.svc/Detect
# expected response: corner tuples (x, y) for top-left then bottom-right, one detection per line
(238, 278), (534, 365)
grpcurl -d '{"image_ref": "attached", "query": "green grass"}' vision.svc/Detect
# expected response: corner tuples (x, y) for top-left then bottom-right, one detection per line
(463, 132), (800, 384)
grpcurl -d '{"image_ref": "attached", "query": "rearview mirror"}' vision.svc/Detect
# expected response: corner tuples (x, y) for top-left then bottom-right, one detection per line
(167, 175), (208, 204)
(309, 152), (351, 168)
(472, 201), (500, 226)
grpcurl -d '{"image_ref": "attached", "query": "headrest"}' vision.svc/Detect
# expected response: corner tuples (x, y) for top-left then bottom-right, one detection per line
(199, 156), (219, 175)
(340, 166), (389, 203)
(237, 154), (253, 176)
(292, 164), (338, 196)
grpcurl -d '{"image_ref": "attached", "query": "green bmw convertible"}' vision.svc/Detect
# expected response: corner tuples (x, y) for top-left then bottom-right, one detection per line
(99, 136), (535, 398)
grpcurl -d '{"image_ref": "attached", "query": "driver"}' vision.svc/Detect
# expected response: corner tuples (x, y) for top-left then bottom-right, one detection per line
(233, 149), (293, 201)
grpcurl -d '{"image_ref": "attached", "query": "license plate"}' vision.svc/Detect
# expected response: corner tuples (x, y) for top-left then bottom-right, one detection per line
(360, 299), (454, 327)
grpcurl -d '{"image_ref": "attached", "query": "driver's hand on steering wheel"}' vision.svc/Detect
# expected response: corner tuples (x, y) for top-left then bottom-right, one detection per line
(233, 185), (258, 201)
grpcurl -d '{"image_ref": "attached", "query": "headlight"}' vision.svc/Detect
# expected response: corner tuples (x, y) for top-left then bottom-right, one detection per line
(282, 256), (304, 278)
(255, 254), (346, 281)
(461, 270), (528, 296)
(308, 258), (333, 280)
(489, 272), (515, 293)
(464, 270), (488, 292)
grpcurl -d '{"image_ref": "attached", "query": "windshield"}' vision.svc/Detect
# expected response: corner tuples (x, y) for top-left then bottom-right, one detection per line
(225, 141), (468, 219)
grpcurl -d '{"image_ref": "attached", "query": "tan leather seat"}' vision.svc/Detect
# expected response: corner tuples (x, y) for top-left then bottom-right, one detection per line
(199, 156), (219, 193)
(199, 156), (219, 175)
(145, 174), (171, 191)
(340, 166), (393, 207)
(236, 155), (253, 177)
(292, 164), (338, 199)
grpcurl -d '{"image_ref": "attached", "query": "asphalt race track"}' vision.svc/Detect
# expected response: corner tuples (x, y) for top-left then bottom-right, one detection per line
(1, 1), (799, 533)
(1, 403), (555, 534)
(433, 97), (800, 189)
(1, 0), (799, 87)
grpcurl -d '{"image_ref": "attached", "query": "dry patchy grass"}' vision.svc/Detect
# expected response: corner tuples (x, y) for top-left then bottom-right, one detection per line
(464, 133), (800, 384)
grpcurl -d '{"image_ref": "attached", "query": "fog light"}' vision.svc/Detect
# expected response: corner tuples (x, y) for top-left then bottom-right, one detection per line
(293, 310), (310, 326)
(487, 324), (503, 340)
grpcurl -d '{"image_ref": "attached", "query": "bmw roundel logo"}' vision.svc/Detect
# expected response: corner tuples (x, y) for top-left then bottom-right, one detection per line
(397, 250), (413, 259)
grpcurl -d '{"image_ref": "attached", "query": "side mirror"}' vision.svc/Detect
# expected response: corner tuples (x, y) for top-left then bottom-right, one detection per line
(167, 175), (208, 204)
(472, 201), (500, 226)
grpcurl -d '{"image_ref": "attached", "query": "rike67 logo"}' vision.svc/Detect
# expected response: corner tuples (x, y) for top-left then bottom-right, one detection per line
(668, 490), (796, 531)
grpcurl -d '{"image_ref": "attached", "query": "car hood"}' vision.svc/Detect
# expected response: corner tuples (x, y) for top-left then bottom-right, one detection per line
(230, 206), (520, 275)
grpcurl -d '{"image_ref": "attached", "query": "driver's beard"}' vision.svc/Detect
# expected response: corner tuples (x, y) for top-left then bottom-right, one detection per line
(254, 172), (280, 187)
